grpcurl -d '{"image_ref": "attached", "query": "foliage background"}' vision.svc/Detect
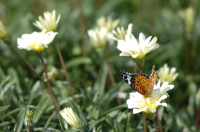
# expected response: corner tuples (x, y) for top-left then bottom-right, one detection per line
(0, 0), (199, 131)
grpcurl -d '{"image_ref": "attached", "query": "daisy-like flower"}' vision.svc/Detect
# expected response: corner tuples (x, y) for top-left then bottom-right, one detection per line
(33, 10), (61, 32)
(178, 7), (195, 32)
(117, 33), (159, 60)
(126, 80), (174, 120)
(158, 64), (178, 84)
(17, 30), (57, 52)
(88, 27), (108, 50)
(97, 16), (120, 32)
(60, 107), (83, 129)
(110, 23), (133, 41)
(0, 21), (8, 40)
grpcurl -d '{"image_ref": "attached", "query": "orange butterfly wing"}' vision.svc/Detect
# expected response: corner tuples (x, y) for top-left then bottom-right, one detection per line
(134, 73), (149, 95)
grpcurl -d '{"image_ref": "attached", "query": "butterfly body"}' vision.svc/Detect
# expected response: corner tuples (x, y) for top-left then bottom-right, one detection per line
(120, 66), (158, 98)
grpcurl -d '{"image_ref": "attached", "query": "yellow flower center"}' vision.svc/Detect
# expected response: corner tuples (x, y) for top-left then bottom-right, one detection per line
(32, 43), (45, 52)
(134, 50), (145, 60)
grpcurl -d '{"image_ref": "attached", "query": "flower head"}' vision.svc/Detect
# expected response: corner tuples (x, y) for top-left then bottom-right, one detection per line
(97, 16), (120, 32)
(110, 23), (133, 41)
(126, 80), (174, 120)
(26, 108), (33, 122)
(0, 21), (8, 40)
(17, 30), (57, 52)
(60, 107), (82, 129)
(178, 7), (195, 32)
(117, 33), (159, 60)
(88, 27), (108, 50)
(158, 64), (178, 84)
(33, 10), (61, 32)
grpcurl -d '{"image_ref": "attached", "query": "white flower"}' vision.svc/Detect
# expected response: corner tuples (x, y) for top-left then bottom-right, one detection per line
(88, 28), (108, 49)
(110, 23), (133, 41)
(0, 21), (8, 39)
(17, 30), (57, 52)
(117, 33), (159, 60)
(97, 16), (120, 32)
(158, 64), (178, 84)
(178, 7), (195, 31)
(126, 80), (174, 120)
(33, 10), (61, 32)
(60, 107), (82, 128)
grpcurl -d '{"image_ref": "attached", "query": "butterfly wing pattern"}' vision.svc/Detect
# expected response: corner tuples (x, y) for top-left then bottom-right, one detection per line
(120, 71), (149, 96)
(120, 65), (158, 98)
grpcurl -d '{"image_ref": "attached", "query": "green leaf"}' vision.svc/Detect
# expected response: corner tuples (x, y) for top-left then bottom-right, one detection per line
(105, 114), (115, 131)
(32, 95), (51, 126)
(93, 63), (108, 98)
(28, 81), (40, 105)
(14, 108), (26, 132)
(58, 114), (67, 131)
(42, 111), (56, 132)
(114, 120), (124, 132)
(65, 57), (92, 68)
(0, 105), (10, 112)
(100, 104), (127, 116)
(88, 117), (106, 131)
(0, 108), (20, 121)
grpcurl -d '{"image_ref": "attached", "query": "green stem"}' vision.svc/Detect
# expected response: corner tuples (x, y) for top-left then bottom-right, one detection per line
(41, 58), (60, 114)
(153, 120), (159, 132)
(28, 121), (30, 132)
(77, 0), (87, 57)
(143, 112), (147, 132)
(54, 41), (75, 101)
(10, 45), (47, 87)
(156, 111), (163, 132)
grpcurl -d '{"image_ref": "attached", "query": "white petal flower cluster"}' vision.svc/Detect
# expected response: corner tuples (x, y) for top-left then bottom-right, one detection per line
(33, 10), (61, 32)
(117, 33), (159, 60)
(88, 28), (108, 49)
(0, 21), (8, 40)
(158, 64), (178, 84)
(17, 30), (57, 52)
(97, 16), (120, 32)
(88, 16), (119, 51)
(126, 80), (174, 120)
(60, 107), (82, 129)
(110, 23), (133, 41)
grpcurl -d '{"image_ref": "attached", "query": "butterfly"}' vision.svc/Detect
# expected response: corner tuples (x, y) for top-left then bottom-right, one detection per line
(120, 65), (158, 98)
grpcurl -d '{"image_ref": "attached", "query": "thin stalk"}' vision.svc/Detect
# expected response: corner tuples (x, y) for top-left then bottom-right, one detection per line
(143, 112), (147, 132)
(54, 41), (75, 101)
(153, 120), (159, 132)
(104, 57), (121, 105)
(10, 45), (47, 87)
(156, 111), (163, 132)
(41, 58), (60, 114)
(77, 0), (87, 57)
(28, 122), (30, 132)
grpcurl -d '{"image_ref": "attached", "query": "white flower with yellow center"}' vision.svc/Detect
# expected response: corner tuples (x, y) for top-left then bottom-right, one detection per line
(158, 64), (178, 84)
(33, 10), (61, 32)
(110, 23), (133, 41)
(60, 107), (82, 129)
(97, 16), (120, 32)
(88, 27), (108, 49)
(17, 30), (57, 52)
(117, 33), (159, 60)
(127, 80), (174, 120)
(0, 21), (8, 40)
